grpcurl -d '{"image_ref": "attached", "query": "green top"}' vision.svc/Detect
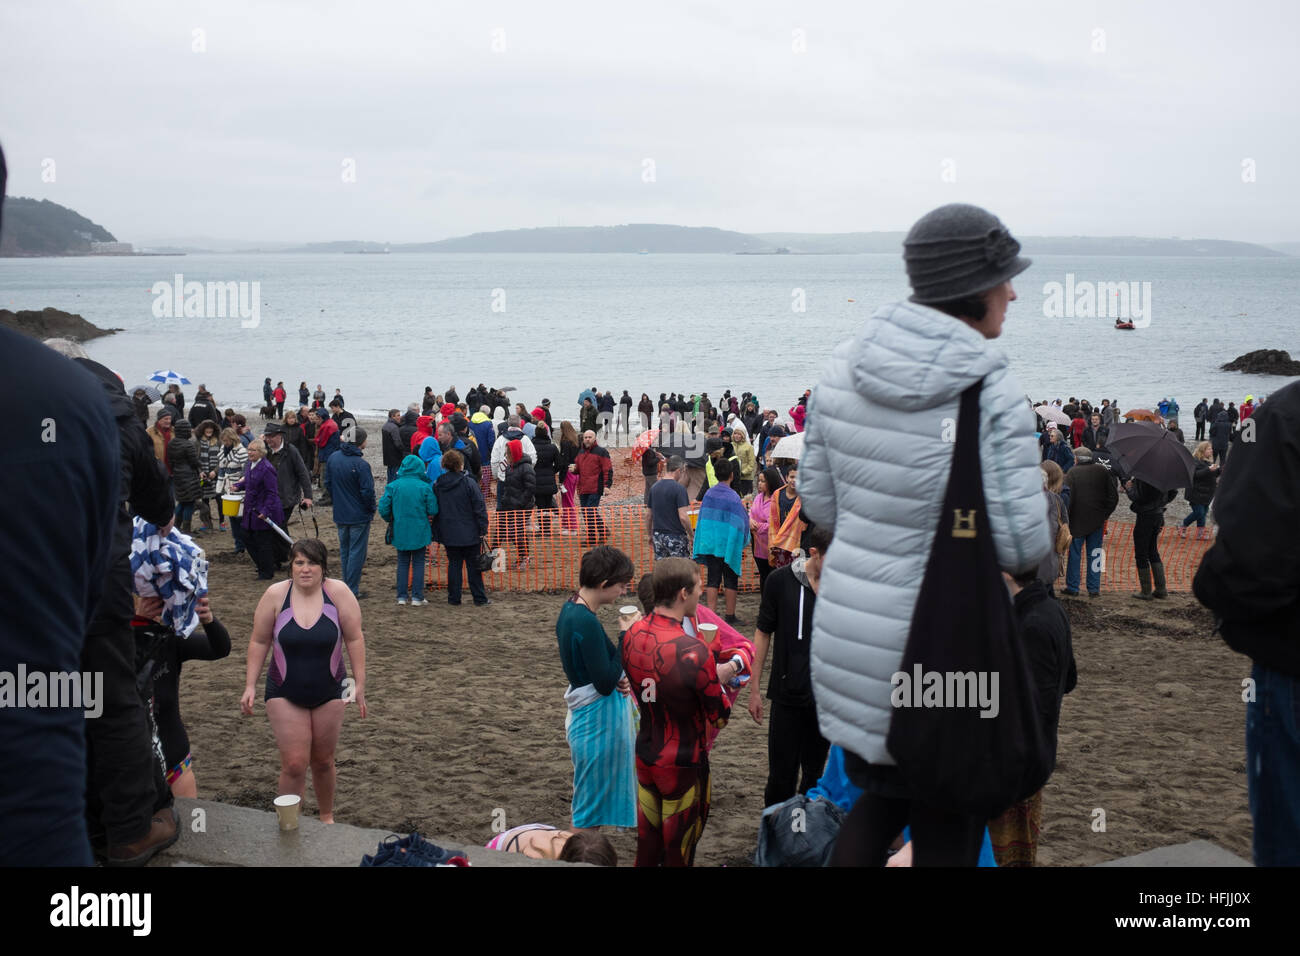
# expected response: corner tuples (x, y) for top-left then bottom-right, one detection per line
(556, 598), (623, 696)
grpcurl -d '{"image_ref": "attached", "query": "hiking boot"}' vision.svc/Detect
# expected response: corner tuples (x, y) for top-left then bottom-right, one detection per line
(106, 807), (179, 867)
(1132, 566), (1154, 600)
(725, 614), (747, 628)
(1061, 589), (1081, 598)
(1151, 561), (1168, 599)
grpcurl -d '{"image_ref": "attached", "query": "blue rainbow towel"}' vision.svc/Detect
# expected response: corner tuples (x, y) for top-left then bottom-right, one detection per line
(692, 483), (749, 575)
(130, 517), (209, 637)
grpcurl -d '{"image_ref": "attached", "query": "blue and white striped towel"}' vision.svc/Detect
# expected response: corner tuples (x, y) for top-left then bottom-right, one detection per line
(130, 517), (209, 637)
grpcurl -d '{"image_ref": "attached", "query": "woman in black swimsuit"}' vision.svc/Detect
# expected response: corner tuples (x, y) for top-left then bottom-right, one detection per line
(241, 539), (368, 823)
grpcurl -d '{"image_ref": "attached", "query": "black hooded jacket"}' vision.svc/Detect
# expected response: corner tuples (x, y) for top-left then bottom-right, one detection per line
(398, 409), (419, 451)
(532, 430), (560, 496)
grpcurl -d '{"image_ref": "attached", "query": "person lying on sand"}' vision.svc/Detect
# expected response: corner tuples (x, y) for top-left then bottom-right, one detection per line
(485, 824), (617, 865)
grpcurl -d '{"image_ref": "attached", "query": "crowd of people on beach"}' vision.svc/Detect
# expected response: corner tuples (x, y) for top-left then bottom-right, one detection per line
(4, 171), (1298, 868)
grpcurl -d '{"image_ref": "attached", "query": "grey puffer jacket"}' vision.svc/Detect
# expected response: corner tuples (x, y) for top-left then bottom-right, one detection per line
(801, 300), (1052, 765)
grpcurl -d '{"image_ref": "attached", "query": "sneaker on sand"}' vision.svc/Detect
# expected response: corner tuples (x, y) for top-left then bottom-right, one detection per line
(396, 597), (407, 606)
(409, 598), (428, 607)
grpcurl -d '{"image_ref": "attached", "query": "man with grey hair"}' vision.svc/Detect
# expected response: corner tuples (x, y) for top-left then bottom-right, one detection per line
(41, 337), (89, 359)
(646, 455), (693, 558)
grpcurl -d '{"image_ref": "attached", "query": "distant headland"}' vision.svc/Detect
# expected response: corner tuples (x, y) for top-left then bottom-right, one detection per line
(3, 198), (1293, 258)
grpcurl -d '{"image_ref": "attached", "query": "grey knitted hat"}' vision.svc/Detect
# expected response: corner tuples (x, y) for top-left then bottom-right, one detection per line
(904, 204), (1032, 304)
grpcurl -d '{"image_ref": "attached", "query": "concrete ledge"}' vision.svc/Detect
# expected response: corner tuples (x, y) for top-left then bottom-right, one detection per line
(1096, 840), (1252, 867)
(151, 798), (558, 866)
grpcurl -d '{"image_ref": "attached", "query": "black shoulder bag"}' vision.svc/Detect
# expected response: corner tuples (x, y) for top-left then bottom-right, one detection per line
(885, 379), (1052, 818)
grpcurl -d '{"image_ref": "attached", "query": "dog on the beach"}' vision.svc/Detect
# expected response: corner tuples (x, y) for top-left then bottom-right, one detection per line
(258, 403), (275, 420)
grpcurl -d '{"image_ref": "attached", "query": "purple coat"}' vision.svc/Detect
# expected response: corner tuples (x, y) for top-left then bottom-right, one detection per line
(235, 458), (284, 531)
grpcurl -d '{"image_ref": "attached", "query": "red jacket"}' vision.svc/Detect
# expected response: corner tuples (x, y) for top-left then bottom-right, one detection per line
(411, 415), (434, 453)
(574, 444), (613, 495)
(1070, 417), (1086, 448)
(314, 417), (338, 449)
(273, 387), (286, 403)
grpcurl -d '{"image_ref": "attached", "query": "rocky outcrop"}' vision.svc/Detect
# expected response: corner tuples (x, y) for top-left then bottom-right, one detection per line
(1221, 350), (1300, 376)
(0, 307), (119, 341)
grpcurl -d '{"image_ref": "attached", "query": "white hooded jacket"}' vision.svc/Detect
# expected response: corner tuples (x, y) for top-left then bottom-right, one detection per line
(800, 300), (1051, 764)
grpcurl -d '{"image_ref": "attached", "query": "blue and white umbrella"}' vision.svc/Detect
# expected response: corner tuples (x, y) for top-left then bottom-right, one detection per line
(148, 369), (192, 386)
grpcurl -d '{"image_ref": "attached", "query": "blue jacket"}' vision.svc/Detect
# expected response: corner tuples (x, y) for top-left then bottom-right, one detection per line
(378, 455), (439, 550)
(432, 469), (489, 547)
(418, 436), (442, 484)
(419, 436), (466, 484)
(324, 443), (375, 525)
(1043, 438), (1075, 473)
(469, 418), (496, 464)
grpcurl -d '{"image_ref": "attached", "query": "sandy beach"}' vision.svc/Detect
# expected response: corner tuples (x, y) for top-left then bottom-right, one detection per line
(173, 413), (1251, 865)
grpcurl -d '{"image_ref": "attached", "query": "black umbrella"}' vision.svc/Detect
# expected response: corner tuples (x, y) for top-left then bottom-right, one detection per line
(1104, 421), (1197, 491)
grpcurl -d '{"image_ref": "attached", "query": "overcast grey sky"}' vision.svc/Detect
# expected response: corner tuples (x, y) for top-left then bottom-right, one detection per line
(3, 0), (1296, 243)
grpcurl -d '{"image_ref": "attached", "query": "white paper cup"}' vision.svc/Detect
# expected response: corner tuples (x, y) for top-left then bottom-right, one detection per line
(698, 623), (719, 641)
(274, 794), (301, 831)
(620, 606), (638, 616)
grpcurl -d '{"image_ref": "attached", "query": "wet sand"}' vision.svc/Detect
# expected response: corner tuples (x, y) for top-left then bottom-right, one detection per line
(179, 414), (1249, 865)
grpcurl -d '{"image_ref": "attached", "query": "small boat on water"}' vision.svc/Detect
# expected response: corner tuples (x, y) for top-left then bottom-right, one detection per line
(1114, 319), (1135, 330)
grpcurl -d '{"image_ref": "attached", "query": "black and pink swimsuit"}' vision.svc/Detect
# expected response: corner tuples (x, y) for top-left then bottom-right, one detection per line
(266, 585), (346, 708)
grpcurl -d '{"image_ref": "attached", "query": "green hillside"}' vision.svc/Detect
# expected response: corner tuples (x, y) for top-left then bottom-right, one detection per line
(0, 197), (117, 256)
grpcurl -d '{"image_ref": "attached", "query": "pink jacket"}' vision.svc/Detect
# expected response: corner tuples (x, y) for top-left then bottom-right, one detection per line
(692, 606), (755, 750)
(789, 404), (807, 432)
(750, 491), (773, 559)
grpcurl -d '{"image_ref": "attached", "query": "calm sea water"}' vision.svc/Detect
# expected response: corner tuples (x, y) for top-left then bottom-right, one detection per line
(2, 253), (1296, 420)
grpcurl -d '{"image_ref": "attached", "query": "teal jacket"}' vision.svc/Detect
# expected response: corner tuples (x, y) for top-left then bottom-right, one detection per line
(378, 455), (439, 551)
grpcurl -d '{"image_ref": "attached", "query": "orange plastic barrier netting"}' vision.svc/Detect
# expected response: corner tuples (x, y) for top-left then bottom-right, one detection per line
(410, 497), (1211, 594)
(1054, 521), (1212, 593)
(420, 504), (762, 593)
